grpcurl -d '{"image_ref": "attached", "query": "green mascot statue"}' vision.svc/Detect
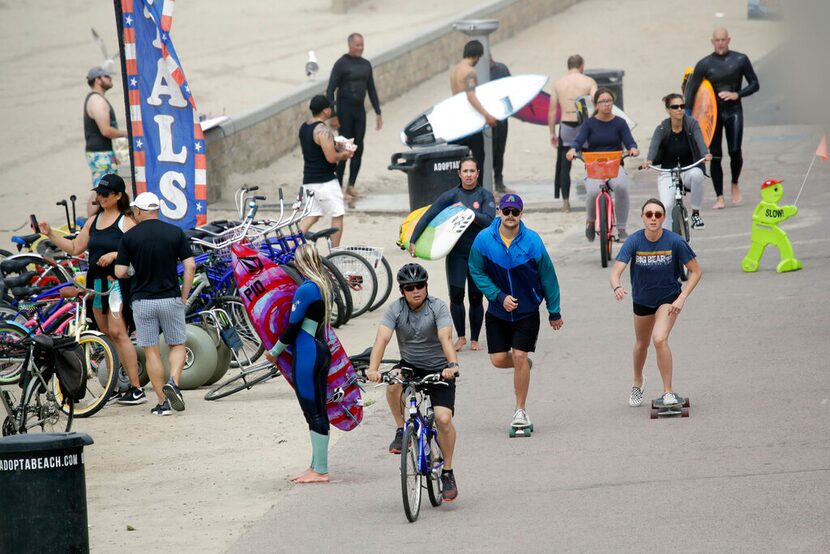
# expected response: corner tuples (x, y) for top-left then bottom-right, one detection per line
(742, 179), (803, 273)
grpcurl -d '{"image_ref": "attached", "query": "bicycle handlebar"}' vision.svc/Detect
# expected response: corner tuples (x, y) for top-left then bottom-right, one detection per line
(573, 151), (636, 163)
(642, 157), (708, 173)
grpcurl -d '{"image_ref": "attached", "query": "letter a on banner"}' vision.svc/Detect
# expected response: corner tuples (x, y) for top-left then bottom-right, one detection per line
(115, 0), (207, 228)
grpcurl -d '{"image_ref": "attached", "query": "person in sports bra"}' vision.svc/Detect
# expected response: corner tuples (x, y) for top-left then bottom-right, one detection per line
(264, 244), (334, 484)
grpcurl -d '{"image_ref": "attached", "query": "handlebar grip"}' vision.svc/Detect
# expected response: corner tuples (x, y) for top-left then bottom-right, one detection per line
(253, 195), (267, 201)
(243, 185), (259, 192)
(278, 188), (284, 201)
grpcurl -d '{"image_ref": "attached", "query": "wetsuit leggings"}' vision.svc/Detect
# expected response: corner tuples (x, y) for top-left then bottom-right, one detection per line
(446, 249), (483, 341)
(492, 120), (508, 186)
(452, 132), (485, 170)
(336, 106), (367, 188)
(294, 333), (332, 436)
(709, 105), (744, 197)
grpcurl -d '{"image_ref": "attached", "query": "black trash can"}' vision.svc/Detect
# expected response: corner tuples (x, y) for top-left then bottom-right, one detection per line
(585, 68), (625, 110)
(389, 144), (471, 211)
(0, 432), (94, 553)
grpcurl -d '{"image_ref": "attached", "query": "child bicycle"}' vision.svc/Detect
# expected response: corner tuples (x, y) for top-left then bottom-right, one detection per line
(574, 150), (635, 268)
(643, 157), (707, 281)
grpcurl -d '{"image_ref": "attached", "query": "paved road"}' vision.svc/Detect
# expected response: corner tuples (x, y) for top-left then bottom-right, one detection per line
(228, 122), (829, 552)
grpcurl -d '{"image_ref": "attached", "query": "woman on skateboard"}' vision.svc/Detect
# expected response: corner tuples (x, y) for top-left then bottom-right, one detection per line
(609, 199), (702, 408)
(264, 244), (333, 483)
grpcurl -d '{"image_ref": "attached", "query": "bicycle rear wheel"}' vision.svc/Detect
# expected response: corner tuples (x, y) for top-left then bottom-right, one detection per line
(204, 362), (279, 401)
(326, 251), (377, 319)
(599, 195), (611, 268)
(401, 424), (423, 522)
(370, 255), (393, 311)
(56, 332), (119, 418)
(672, 204), (690, 282)
(213, 296), (264, 367)
(22, 382), (73, 433)
(426, 431), (444, 507)
(0, 323), (29, 385)
(320, 257), (352, 326)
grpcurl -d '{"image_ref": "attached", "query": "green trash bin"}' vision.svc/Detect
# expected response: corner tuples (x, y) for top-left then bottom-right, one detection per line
(0, 432), (94, 553)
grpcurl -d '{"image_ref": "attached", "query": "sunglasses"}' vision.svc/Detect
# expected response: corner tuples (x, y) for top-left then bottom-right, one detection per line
(402, 283), (426, 292)
(643, 211), (665, 219)
(501, 208), (521, 217)
(668, 104), (685, 110)
(96, 189), (113, 198)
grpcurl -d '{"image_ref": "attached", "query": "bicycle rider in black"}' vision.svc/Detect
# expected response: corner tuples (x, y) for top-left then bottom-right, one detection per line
(326, 33), (382, 204)
(685, 27), (759, 209)
(408, 157), (496, 352)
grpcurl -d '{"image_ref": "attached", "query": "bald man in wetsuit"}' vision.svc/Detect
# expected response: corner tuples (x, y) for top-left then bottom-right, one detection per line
(685, 27), (759, 209)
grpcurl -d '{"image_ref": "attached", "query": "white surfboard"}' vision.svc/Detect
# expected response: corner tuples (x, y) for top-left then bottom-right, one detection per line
(576, 95), (637, 130)
(401, 74), (549, 147)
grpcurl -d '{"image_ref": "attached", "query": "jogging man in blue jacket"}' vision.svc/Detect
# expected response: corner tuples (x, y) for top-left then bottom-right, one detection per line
(468, 194), (564, 431)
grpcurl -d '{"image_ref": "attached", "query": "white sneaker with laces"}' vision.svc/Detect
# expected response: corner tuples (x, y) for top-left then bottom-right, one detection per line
(661, 392), (679, 406)
(512, 409), (529, 427)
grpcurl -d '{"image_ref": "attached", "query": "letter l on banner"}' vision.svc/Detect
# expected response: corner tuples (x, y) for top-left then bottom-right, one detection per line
(114, 0), (207, 228)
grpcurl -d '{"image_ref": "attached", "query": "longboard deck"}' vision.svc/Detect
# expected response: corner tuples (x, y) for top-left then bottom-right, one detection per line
(513, 91), (558, 126)
(399, 204), (476, 261)
(231, 242), (362, 431)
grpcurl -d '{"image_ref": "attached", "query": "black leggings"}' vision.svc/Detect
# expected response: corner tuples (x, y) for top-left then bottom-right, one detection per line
(336, 106), (367, 188)
(709, 105), (744, 197)
(446, 250), (483, 341)
(295, 337), (332, 436)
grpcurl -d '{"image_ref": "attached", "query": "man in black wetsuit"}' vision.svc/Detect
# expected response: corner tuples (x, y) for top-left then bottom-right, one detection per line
(685, 27), (759, 209)
(408, 157), (496, 352)
(490, 55), (512, 193)
(326, 33), (382, 205)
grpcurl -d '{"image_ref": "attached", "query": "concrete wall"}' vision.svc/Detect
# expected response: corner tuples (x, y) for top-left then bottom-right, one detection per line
(204, 0), (580, 202)
(331, 0), (366, 14)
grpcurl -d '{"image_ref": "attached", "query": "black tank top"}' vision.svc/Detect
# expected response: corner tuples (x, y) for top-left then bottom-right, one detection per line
(84, 92), (116, 152)
(299, 121), (337, 184)
(87, 213), (125, 279)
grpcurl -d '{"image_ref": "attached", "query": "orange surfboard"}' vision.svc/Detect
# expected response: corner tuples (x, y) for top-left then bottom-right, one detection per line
(682, 68), (718, 147)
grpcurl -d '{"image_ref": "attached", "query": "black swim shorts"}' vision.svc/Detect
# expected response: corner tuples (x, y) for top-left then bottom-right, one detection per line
(485, 311), (541, 354)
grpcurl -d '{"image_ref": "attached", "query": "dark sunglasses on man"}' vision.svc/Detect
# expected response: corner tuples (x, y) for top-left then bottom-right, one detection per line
(501, 208), (521, 217)
(402, 283), (426, 292)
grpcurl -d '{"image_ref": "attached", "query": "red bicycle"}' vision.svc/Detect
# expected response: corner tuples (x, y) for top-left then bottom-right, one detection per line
(576, 150), (633, 268)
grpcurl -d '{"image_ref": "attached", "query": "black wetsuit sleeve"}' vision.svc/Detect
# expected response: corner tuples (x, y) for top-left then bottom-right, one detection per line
(367, 66), (381, 115)
(474, 189), (496, 228)
(410, 190), (455, 244)
(738, 56), (760, 98)
(326, 58), (345, 117)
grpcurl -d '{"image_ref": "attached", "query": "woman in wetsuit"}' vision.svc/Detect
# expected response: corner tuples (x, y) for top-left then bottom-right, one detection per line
(264, 244), (333, 484)
(408, 157), (496, 351)
(39, 173), (144, 404)
(566, 88), (640, 242)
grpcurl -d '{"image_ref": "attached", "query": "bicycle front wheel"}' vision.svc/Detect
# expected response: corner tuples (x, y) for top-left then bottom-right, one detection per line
(369, 255), (393, 312)
(204, 362), (279, 401)
(213, 296), (264, 367)
(599, 194), (611, 268)
(0, 323), (30, 385)
(326, 251), (377, 319)
(672, 205), (690, 282)
(56, 332), (119, 418)
(426, 431), (444, 507)
(401, 424), (423, 522)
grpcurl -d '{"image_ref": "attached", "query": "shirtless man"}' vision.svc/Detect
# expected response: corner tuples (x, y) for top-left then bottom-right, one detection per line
(549, 55), (597, 212)
(449, 40), (498, 170)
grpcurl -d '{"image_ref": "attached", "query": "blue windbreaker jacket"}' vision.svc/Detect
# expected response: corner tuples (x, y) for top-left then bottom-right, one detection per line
(468, 218), (561, 322)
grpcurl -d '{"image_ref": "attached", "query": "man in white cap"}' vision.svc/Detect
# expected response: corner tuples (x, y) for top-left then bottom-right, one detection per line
(84, 66), (127, 217)
(115, 192), (196, 416)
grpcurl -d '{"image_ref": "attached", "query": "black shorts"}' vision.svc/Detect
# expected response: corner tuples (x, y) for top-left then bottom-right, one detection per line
(633, 292), (681, 316)
(485, 311), (541, 354)
(397, 360), (456, 414)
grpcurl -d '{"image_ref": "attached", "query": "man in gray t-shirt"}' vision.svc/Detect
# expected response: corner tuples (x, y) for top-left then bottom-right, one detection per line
(367, 263), (461, 502)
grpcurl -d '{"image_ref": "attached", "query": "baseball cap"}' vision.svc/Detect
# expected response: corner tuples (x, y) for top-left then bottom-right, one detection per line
(131, 192), (161, 211)
(499, 193), (524, 212)
(87, 66), (115, 80)
(91, 173), (126, 194)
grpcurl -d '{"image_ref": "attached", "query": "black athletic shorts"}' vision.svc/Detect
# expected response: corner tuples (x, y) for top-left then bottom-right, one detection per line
(397, 360), (456, 414)
(633, 292), (681, 316)
(485, 311), (541, 354)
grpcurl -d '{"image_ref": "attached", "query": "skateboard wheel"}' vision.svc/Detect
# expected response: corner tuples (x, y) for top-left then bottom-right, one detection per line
(509, 427), (517, 438)
(650, 409), (658, 420)
(681, 407), (689, 417)
(528, 424), (534, 433)
(683, 398), (690, 408)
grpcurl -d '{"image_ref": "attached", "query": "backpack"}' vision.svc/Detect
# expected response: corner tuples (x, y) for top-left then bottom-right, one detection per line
(31, 335), (87, 401)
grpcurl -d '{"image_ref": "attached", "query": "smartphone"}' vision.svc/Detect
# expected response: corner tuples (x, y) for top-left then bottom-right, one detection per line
(30, 214), (40, 233)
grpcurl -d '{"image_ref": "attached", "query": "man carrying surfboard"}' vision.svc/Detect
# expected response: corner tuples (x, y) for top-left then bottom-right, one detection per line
(408, 157), (496, 351)
(685, 27), (760, 209)
(549, 55), (597, 212)
(297, 95), (354, 247)
(367, 263), (461, 502)
(468, 194), (564, 433)
(449, 40), (499, 170)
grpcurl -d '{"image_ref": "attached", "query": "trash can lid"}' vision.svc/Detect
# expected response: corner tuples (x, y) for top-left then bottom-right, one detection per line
(0, 432), (93, 454)
(408, 144), (472, 159)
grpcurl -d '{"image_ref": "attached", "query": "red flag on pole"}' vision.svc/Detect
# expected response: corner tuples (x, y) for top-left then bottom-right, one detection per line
(816, 134), (828, 161)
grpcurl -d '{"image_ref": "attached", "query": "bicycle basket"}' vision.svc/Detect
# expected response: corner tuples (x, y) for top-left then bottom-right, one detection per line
(331, 246), (384, 269)
(583, 151), (623, 180)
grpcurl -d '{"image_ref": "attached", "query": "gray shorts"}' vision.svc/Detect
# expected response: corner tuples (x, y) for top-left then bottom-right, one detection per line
(132, 297), (187, 347)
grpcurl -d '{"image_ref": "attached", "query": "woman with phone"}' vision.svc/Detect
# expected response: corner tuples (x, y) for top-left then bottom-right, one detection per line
(39, 173), (145, 405)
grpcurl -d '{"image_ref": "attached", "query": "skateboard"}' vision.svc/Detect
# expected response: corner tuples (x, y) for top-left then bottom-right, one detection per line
(509, 422), (534, 438)
(650, 396), (690, 419)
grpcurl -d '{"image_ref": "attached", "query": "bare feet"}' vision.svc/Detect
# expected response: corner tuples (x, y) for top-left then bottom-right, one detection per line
(454, 337), (467, 352)
(290, 468), (330, 484)
(562, 199), (571, 213)
(712, 196), (725, 210)
(731, 183), (742, 205)
(470, 340), (481, 351)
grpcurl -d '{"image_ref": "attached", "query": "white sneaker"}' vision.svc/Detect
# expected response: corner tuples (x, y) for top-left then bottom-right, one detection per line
(512, 409), (529, 427)
(629, 376), (646, 407)
(661, 392), (679, 406)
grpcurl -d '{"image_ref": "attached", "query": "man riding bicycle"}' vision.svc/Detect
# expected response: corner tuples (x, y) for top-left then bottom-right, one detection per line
(367, 263), (460, 502)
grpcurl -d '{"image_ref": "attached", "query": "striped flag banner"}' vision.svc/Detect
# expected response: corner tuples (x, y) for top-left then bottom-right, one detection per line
(116, 0), (207, 228)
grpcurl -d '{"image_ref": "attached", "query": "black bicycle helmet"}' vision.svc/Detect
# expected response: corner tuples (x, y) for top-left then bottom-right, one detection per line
(397, 263), (429, 286)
